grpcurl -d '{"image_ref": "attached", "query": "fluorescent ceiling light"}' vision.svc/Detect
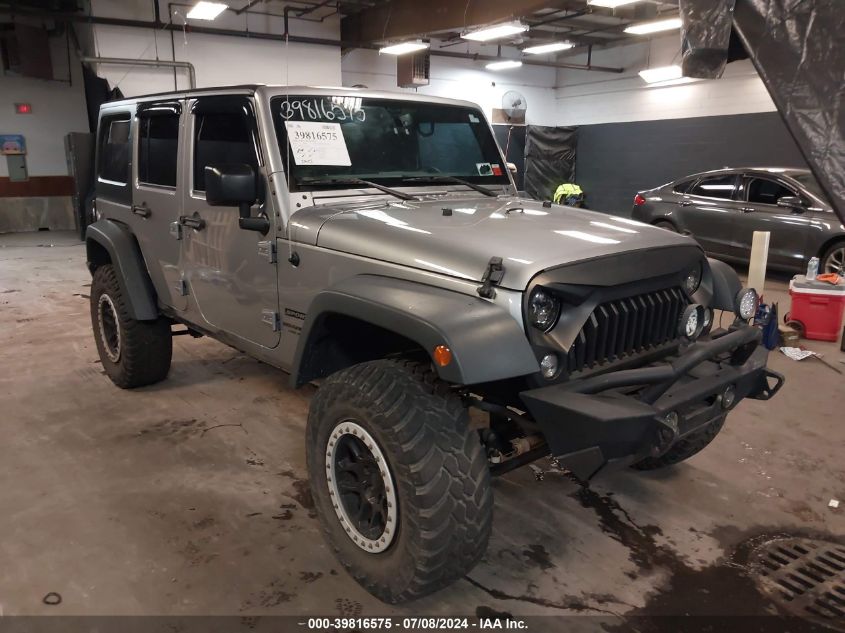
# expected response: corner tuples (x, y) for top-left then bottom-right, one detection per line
(485, 60), (523, 71)
(379, 40), (429, 55)
(462, 21), (528, 42)
(523, 41), (574, 55)
(624, 17), (682, 35)
(186, 1), (228, 20)
(646, 76), (697, 88)
(638, 64), (683, 83)
(589, 0), (643, 7)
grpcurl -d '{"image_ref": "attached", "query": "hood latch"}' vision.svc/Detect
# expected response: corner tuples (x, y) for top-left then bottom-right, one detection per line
(477, 257), (505, 299)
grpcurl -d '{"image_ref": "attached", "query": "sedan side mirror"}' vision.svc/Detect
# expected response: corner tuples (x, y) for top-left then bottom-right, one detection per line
(205, 164), (268, 234)
(777, 195), (805, 211)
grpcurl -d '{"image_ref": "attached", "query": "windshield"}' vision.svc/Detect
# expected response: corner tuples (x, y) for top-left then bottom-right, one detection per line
(791, 172), (827, 202)
(271, 95), (511, 190)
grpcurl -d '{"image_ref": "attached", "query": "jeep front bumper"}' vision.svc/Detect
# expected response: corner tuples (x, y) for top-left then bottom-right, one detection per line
(519, 326), (784, 480)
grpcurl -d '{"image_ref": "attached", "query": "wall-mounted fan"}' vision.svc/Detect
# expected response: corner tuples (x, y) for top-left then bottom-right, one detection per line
(501, 90), (527, 122)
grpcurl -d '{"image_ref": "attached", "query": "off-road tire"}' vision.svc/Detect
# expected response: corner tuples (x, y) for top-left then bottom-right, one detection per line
(306, 359), (493, 603)
(632, 414), (726, 470)
(90, 264), (172, 388)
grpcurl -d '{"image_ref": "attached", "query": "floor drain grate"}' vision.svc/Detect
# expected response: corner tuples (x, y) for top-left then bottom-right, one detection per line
(750, 537), (845, 629)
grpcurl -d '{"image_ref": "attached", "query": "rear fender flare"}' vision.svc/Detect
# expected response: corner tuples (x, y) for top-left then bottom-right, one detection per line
(85, 219), (159, 321)
(291, 275), (539, 387)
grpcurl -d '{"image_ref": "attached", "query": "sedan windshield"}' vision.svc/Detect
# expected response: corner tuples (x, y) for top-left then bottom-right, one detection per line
(271, 95), (510, 190)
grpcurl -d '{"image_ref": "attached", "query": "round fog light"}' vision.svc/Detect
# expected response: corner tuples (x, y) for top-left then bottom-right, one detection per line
(735, 288), (759, 320)
(540, 353), (559, 379)
(679, 304), (705, 340)
(721, 385), (736, 409)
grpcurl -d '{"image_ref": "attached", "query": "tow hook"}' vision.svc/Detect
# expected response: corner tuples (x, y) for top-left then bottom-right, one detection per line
(652, 411), (680, 456)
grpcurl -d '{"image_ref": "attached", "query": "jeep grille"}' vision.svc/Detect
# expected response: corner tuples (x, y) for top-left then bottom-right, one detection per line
(565, 287), (689, 374)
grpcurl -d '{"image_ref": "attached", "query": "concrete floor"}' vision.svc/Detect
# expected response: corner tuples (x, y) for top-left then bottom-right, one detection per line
(1, 230), (843, 623)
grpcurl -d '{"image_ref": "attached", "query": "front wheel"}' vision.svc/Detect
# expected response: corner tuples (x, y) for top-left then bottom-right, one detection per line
(306, 360), (493, 603)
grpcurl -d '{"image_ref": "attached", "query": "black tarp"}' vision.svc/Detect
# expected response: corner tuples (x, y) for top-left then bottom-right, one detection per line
(523, 125), (577, 201)
(680, 0), (845, 224)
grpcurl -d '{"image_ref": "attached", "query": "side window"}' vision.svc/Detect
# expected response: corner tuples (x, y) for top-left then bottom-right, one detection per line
(98, 114), (131, 184)
(746, 178), (795, 205)
(688, 175), (737, 200)
(673, 179), (694, 194)
(138, 110), (179, 188)
(193, 110), (259, 192)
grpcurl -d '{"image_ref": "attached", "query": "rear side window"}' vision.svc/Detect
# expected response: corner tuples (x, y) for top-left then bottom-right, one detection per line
(689, 175), (737, 200)
(746, 177), (795, 205)
(98, 115), (131, 184)
(193, 109), (259, 191)
(138, 110), (179, 187)
(673, 179), (694, 194)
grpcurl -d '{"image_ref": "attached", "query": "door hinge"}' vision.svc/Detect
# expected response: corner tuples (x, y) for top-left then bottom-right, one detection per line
(261, 309), (280, 331)
(258, 240), (277, 263)
(170, 221), (183, 240)
(175, 279), (188, 296)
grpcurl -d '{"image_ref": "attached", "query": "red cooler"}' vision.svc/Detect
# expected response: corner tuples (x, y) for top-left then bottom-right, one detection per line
(787, 275), (845, 341)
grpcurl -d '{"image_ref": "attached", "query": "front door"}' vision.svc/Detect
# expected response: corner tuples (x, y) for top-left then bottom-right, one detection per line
(680, 174), (744, 259)
(733, 175), (813, 270)
(131, 101), (186, 311)
(179, 95), (280, 349)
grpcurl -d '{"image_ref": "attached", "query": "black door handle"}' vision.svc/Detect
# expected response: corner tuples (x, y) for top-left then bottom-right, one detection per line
(741, 207), (755, 213)
(132, 204), (151, 218)
(179, 214), (206, 230)
(679, 200), (692, 207)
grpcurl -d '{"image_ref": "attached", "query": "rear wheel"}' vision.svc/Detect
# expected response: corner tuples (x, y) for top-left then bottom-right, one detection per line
(306, 359), (493, 603)
(632, 414), (726, 470)
(820, 241), (845, 275)
(90, 264), (172, 388)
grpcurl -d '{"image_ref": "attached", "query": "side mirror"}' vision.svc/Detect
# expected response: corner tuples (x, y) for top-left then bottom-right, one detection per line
(777, 195), (804, 211)
(204, 164), (268, 234)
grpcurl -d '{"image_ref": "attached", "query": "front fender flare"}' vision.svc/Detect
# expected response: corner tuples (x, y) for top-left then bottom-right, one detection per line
(291, 275), (539, 387)
(704, 257), (742, 313)
(86, 219), (159, 321)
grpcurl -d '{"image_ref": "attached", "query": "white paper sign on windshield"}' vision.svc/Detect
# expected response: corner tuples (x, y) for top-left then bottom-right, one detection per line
(285, 121), (351, 166)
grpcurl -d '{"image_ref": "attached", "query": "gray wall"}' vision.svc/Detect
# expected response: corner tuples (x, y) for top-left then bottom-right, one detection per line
(574, 112), (809, 216)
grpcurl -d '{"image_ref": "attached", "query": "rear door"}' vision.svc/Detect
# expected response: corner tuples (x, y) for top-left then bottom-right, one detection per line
(734, 175), (813, 270)
(679, 174), (744, 258)
(130, 101), (187, 311)
(178, 95), (281, 349)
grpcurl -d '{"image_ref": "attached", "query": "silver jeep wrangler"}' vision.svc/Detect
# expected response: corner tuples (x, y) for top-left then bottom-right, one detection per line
(86, 85), (783, 603)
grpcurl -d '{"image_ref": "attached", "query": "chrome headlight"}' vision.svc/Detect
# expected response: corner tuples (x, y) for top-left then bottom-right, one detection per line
(735, 288), (759, 320)
(679, 304), (705, 340)
(684, 263), (702, 295)
(528, 288), (561, 332)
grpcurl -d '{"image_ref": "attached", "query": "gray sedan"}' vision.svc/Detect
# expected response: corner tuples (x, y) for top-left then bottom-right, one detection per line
(631, 167), (845, 274)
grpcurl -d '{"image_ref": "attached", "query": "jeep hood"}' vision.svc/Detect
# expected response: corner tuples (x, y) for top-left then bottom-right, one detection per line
(292, 195), (699, 290)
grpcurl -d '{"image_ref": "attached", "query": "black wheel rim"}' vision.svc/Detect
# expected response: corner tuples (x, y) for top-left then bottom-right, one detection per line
(97, 293), (121, 363)
(326, 420), (397, 552)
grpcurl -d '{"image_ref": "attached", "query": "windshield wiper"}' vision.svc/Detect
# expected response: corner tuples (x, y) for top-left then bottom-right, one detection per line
(297, 177), (417, 201)
(401, 175), (498, 197)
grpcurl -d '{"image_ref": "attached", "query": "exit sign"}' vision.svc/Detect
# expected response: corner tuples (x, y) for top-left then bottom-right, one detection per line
(15, 103), (32, 114)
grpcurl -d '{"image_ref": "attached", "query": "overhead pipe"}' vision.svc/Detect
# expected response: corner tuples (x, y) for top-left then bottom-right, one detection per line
(79, 55), (197, 88)
(4, 10), (624, 74)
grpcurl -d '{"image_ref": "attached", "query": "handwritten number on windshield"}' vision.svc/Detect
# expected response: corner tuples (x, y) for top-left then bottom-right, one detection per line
(280, 98), (366, 123)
